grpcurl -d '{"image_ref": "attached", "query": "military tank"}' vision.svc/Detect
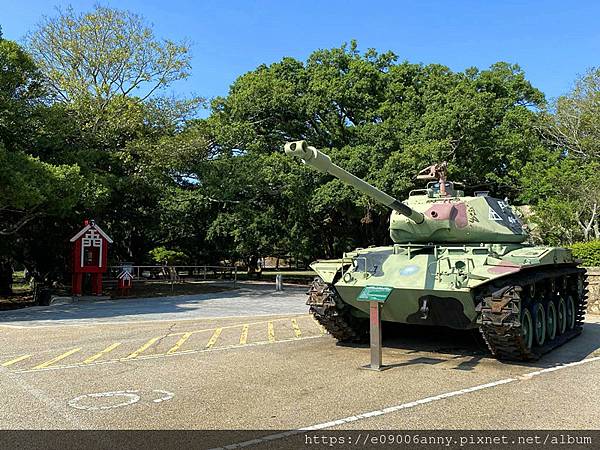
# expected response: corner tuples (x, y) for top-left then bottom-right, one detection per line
(284, 140), (588, 361)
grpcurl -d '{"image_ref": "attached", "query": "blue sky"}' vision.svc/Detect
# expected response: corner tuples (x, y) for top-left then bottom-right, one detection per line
(2, 0), (599, 106)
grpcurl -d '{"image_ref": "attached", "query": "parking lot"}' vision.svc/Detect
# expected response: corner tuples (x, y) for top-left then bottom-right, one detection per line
(1, 282), (599, 448)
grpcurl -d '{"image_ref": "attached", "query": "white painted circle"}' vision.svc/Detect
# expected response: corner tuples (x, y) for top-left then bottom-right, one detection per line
(152, 389), (174, 403)
(68, 390), (140, 411)
(68, 389), (174, 411)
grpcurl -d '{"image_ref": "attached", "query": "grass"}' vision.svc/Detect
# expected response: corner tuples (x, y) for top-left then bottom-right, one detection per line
(0, 272), (34, 310)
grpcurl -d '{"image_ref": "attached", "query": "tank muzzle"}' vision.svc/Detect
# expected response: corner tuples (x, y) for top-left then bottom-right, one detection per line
(284, 140), (310, 159)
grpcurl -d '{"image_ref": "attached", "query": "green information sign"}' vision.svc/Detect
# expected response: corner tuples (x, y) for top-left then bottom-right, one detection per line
(357, 285), (393, 303)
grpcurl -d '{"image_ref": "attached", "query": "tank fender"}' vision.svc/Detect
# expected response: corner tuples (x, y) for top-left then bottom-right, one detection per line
(309, 259), (350, 284)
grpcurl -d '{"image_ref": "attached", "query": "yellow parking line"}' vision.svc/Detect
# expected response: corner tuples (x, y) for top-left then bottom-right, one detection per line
(167, 315), (312, 337)
(239, 324), (249, 345)
(205, 328), (222, 348)
(126, 337), (161, 359)
(167, 332), (192, 354)
(268, 322), (275, 343)
(33, 348), (81, 369)
(312, 317), (326, 334)
(1, 354), (31, 367)
(83, 343), (122, 364)
(291, 319), (302, 338)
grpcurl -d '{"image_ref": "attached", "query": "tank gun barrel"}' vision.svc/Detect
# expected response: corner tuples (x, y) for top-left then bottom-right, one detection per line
(284, 140), (424, 224)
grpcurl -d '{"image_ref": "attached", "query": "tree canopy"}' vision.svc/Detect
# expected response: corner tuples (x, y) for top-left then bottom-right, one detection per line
(1, 7), (598, 296)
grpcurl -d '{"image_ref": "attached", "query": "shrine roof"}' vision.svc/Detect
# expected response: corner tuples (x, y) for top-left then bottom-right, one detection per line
(69, 223), (114, 243)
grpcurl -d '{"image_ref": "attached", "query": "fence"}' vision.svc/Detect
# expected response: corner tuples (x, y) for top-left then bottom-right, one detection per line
(586, 267), (600, 314)
(105, 265), (238, 286)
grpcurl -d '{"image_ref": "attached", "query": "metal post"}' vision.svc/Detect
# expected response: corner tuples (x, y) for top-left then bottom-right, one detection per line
(203, 265), (207, 280)
(369, 301), (382, 370)
(234, 266), (237, 287)
(275, 274), (283, 291)
(357, 285), (391, 371)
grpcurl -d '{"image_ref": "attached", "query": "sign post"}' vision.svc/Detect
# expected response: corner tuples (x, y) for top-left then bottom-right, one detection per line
(357, 285), (393, 371)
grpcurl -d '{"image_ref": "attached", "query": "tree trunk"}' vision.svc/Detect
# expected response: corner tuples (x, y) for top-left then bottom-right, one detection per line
(0, 258), (13, 296)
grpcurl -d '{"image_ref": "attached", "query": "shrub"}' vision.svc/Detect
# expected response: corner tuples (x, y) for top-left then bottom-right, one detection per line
(570, 240), (600, 267)
(149, 246), (188, 265)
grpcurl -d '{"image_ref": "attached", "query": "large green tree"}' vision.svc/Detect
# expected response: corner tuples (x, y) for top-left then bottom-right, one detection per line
(0, 35), (84, 293)
(23, 5), (201, 264)
(1, 6), (201, 297)
(521, 68), (600, 244)
(190, 43), (546, 261)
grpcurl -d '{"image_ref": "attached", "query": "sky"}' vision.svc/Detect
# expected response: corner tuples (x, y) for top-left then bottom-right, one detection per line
(1, 0), (599, 108)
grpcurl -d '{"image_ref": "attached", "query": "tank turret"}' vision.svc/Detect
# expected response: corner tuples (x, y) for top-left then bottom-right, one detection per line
(284, 140), (527, 244)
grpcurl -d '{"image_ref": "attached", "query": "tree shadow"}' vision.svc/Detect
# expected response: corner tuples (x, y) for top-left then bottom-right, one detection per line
(0, 283), (308, 323)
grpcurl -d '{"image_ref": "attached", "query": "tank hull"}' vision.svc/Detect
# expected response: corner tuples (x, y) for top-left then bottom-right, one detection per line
(308, 243), (588, 360)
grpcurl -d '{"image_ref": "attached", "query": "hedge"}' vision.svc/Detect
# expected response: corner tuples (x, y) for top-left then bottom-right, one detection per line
(570, 240), (600, 267)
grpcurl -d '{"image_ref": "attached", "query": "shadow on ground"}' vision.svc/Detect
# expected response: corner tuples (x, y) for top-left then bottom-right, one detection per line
(0, 283), (307, 323)
(340, 321), (600, 371)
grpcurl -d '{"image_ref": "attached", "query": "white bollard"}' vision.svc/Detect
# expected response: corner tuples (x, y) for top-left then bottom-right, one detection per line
(275, 274), (283, 291)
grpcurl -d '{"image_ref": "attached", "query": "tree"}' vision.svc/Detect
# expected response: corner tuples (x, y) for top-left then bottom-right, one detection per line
(195, 43), (546, 261)
(0, 36), (84, 294)
(521, 151), (600, 245)
(543, 67), (600, 159)
(20, 5), (202, 271)
(27, 5), (191, 105)
(522, 67), (600, 245)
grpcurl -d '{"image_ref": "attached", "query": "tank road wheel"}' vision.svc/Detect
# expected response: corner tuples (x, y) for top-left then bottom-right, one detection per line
(521, 307), (534, 351)
(533, 302), (546, 347)
(479, 269), (587, 361)
(546, 301), (557, 341)
(566, 295), (576, 331)
(557, 296), (567, 335)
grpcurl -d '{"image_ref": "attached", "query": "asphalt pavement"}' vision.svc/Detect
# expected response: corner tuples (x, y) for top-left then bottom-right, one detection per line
(1, 281), (599, 448)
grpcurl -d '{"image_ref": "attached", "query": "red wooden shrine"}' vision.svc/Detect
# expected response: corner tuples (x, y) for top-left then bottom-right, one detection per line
(70, 220), (113, 296)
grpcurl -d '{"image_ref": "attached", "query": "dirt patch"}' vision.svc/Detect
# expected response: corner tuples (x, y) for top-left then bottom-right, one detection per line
(0, 292), (35, 311)
(106, 281), (233, 299)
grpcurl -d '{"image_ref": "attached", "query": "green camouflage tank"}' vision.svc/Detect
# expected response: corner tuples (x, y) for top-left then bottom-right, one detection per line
(285, 140), (588, 361)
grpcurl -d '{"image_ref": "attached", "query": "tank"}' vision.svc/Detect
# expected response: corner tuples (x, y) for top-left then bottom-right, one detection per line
(284, 140), (588, 360)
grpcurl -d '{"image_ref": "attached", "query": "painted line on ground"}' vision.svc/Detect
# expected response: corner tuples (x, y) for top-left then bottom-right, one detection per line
(167, 332), (192, 354)
(83, 343), (122, 364)
(211, 355), (600, 449)
(166, 315), (313, 337)
(205, 328), (222, 348)
(291, 319), (302, 338)
(11, 335), (327, 374)
(0, 312), (310, 329)
(1, 354), (32, 367)
(268, 322), (275, 343)
(33, 348), (81, 369)
(239, 324), (249, 345)
(126, 337), (161, 359)
(312, 317), (326, 334)
(1, 315), (326, 371)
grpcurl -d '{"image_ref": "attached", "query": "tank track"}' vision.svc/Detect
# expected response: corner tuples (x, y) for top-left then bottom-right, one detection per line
(307, 277), (368, 342)
(478, 266), (588, 361)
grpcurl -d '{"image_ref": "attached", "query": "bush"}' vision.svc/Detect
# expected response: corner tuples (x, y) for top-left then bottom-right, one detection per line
(149, 246), (188, 265)
(570, 240), (600, 266)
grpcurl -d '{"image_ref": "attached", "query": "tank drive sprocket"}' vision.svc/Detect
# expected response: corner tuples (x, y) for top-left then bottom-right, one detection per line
(478, 267), (588, 361)
(307, 277), (368, 342)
